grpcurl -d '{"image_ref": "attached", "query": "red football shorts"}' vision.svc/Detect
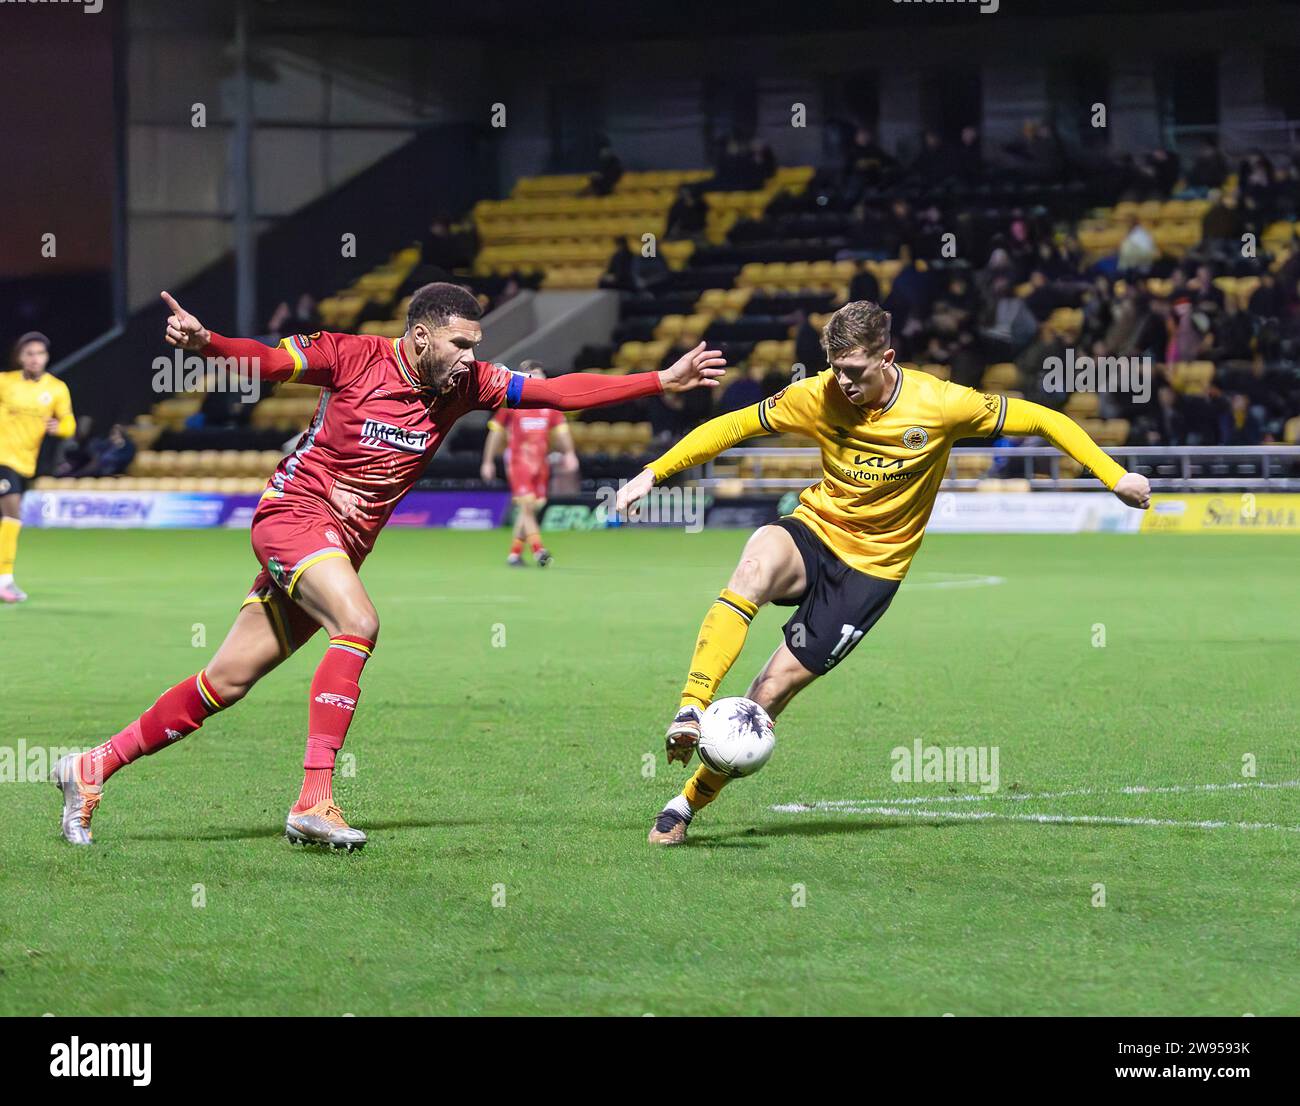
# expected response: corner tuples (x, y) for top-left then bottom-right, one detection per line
(242, 495), (362, 655)
(508, 462), (549, 501)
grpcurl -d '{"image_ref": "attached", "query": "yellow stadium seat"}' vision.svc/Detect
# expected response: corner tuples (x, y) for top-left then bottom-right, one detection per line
(982, 363), (1020, 392)
(1064, 392), (1100, 419)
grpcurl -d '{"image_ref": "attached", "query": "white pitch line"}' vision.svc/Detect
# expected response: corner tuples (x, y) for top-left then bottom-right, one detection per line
(805, 779), (1300, 808)
(908, 573), (1006, 590)
(768, 804), (1300, 833)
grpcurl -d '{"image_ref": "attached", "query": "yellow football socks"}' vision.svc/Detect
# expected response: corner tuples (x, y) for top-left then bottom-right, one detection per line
(679, 587), (758, 712)
(0, 517), (20, 577)
(683, 763), (731, 810)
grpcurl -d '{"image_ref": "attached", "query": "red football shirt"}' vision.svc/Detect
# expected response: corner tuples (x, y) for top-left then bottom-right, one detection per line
(260, 331), (515, 547)
(491, 406), (565, 472)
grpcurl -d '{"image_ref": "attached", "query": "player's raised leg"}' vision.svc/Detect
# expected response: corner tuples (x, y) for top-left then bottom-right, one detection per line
(53, 599), (292, 845)
(650, 523), (806, 844)
(281, 555), (378, 850)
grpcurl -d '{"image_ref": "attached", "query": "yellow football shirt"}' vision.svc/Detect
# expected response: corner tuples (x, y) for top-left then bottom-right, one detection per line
(648, 366), (1126, 581)
(0, 370), (75, 478)
(754, 367), (1006, 579)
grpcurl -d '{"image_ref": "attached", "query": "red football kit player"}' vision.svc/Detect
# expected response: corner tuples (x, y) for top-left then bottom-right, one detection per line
(53, 283), (725, 849)
(480, 361), (577, 567)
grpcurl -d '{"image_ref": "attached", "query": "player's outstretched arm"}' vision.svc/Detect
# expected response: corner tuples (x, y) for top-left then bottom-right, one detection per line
(161, 291), (301, 380)
(615, 404), (767, 511)
(513, 342), (725, 411)
(1001, 397), (1150, 508)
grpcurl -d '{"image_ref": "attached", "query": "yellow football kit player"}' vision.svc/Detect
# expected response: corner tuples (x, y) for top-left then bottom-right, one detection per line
(655, 366), (1126, 581)
(0, 333), (75, 602)
(622, 301), (1149, 844)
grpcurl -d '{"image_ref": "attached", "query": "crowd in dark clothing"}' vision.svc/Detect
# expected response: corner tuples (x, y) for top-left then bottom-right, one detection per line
(56, 419), (136, 478)
(599, 125), (1300, 449)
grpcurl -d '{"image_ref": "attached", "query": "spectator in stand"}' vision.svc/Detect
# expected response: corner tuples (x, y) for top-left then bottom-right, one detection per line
(1135, 385), (1188, 446)
(954, 126), (982, 183)
(1221, 392), (1265, 445)
(1238, 151), (1276, 217)
(666, 185), (707, 240)
(265, 301), (293, 345)
(289, 293), (321, 334)
(587, 143), (624, 197)
(909, 130), (959, 184)
(420, 216), (475, 271)
(1249, 272), (1284, 318)
(793, 311), (824, 373)
(55, 415), (96, 476)
(194, 377), (244, 429)
(1208, 298), (1254, 361)
(1188, 264), (1225, 310)
(1023, 270), (1063, 321)
(1117, 216), (1158, 274)
(1165, 298), (1211, 363)
(980, 277), (1039, 358)
(648, 384), (711, 441)
(1187, 138), (1228, 189)
(1004, 120), (1065, 182)
(716, 367), (765, 414)
(1201, 189), (1244, 248)
(847, 265), (881, 305)
(1143, 148), (1181, 197)
(71, 424), (136, 478)
(842, 126), (899, 189)
(748, 138), (777, 188)
(599, 238), (669, 293)
(494, 276), (523, 311)
(976, 244), (1018, 300)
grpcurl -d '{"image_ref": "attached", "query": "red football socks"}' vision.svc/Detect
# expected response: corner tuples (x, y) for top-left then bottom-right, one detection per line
(293, 635), (375, 812)
(79, 671), (227, 785)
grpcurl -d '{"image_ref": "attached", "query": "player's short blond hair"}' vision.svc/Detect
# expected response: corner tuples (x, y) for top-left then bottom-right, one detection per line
(820, 300), (892, 362)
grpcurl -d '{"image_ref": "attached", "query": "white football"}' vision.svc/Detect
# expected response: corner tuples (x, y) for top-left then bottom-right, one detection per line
(697, 697), (776, 778)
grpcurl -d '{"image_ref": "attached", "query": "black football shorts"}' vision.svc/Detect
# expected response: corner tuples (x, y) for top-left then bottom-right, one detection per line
(0, 466), (26, 498)
(770, 515), (900, 674)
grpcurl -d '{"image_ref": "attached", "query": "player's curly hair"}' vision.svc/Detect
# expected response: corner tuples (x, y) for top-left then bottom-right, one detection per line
(820, 300), (892, 361)
(406, 282), (483, 330)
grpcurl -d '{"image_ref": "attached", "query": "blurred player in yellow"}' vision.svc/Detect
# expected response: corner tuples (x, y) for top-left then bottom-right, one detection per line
(616, 301), (1151, 844)
(0, 332), (75, 603)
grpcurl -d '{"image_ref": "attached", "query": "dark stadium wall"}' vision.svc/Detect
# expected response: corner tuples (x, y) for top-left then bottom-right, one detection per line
(485, 7), (1299, 185)
(61, 124), (495, 431)
(0, 4), (117, 352)
(125, 0), (488, 313)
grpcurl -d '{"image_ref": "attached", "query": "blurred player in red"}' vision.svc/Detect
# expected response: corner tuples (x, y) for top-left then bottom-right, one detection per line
(52, 283), (725, 849)
(480, 360), (577, 567)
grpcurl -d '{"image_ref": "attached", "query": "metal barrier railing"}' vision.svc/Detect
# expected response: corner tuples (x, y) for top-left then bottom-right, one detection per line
(698, 445), (1300, 492)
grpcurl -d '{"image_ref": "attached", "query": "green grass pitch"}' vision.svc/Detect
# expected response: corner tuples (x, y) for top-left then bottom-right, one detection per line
(1, 525), (1296, 1016)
